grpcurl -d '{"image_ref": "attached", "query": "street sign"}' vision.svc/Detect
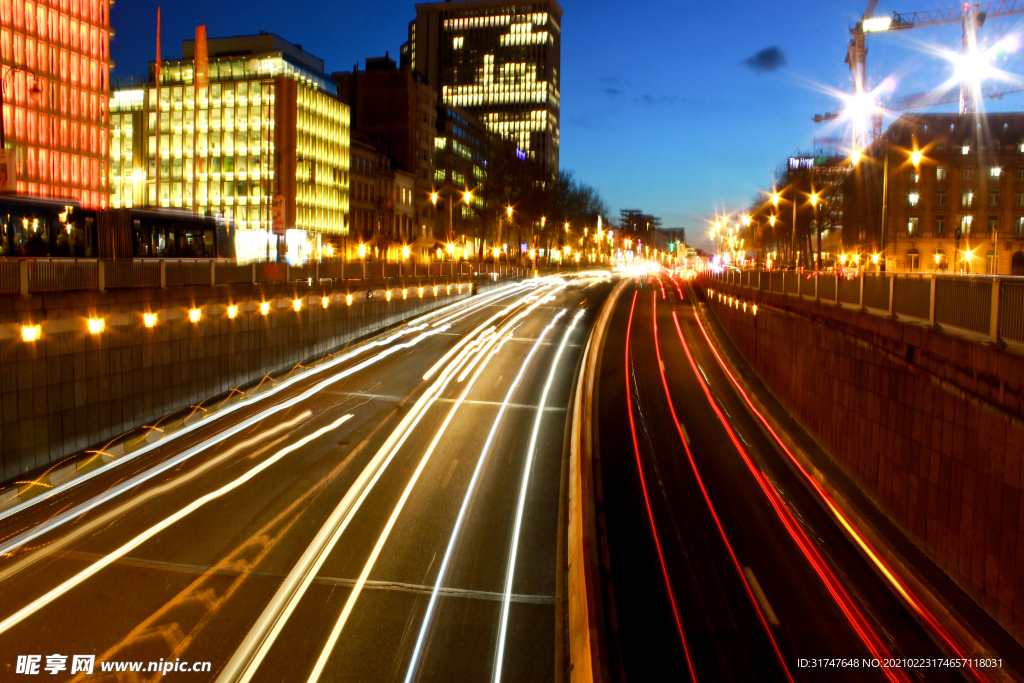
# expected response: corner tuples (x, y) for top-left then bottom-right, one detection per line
(271, 195), (285, 235)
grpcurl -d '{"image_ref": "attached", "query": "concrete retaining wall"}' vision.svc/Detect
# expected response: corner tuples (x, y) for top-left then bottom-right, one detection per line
(0, 277), (505, 484)
(700, 278), (1024, 643)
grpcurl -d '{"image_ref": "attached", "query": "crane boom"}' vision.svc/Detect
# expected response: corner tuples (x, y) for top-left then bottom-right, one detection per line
(889, 0), (1024, 29)
(881, 81), (1024, 110)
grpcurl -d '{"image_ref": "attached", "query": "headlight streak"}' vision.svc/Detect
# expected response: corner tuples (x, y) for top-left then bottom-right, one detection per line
(622, 291), (699, 683)
(650, 292), (790, 682)
(422, 284), (562, 381)
(0, 412), (311, 583)
(491, 309), (583, 683)
(218, 291), (556, 683)
(0, 323), (455, 559)
(682, 282), (988, 683)
(0, 413), (353, 637)
(401, 310), (567, 683)
(665, 294), (908, 683)
(0, 283), (527, 530)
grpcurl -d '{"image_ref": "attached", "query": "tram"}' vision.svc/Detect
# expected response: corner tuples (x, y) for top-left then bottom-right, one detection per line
(0, 196), (235, 259)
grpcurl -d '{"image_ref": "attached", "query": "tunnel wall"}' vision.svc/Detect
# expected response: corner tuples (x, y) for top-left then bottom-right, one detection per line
(699, 278), (1024, 643)
(0, 277), (505, 484)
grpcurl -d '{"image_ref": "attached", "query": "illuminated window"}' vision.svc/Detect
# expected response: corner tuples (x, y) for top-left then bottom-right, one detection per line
(907, 216), (919, 235)
(908, 193), (919, 207)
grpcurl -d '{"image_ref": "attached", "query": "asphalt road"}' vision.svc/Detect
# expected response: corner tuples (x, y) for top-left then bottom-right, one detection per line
(594, 274), (969, 683)
(0, 273), (612, 683)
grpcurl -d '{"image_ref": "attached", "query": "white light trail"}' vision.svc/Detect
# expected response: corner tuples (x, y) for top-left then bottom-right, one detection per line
(0, 282), (528, 526)
(0, 412), (311, 583)
(401, 309), (566, 683)
(492, 309), (583, 683)
(0, 413), (353, 636)
(218, 290), (556, 683)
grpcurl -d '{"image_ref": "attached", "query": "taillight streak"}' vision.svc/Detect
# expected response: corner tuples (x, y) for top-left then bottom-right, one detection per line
(624, 291), (699, 682)
(650, 292), (794, 683)
(681, 283), (989, 683)
(668, 305), (910, 683)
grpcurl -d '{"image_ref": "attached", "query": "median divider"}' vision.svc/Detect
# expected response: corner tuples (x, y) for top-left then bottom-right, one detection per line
(568, 276), (629, 683)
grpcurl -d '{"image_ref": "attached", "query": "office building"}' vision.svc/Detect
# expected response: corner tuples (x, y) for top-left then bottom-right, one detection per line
(109, 33), (349, 261)
(403, 0), (561, 176)
(0, 0), (112, 208)
(333, 54), (437, 240)
(844, 113), (1024, 275)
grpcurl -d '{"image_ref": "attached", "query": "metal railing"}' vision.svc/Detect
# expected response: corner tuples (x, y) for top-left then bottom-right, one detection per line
(0, 261), (19, 294)
(702, 269), (1024, 345)
(0, 258), (532, 297)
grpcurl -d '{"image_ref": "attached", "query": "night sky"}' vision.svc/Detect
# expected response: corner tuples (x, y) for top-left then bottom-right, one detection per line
(110, 1), (1024, 251)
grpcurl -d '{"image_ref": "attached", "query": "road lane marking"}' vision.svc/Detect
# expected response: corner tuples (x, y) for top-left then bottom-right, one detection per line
(0, 414), (353, 637)
(493, 309), (583, 683)
(742, 567), (780, 626)
(0, 282), (531, 528)
(216, 284), (562, 683)
(0, 320), (455, 561)
(402, 310), (566, 683)
(323, 391), (568, 412)
(0, 413), (309, 583)
(440, 460), (459, 489)
(58, 550), (556, 604)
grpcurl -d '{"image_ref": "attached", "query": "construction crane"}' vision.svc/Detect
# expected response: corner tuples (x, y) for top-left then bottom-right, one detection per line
(838, 1), (1024, 146)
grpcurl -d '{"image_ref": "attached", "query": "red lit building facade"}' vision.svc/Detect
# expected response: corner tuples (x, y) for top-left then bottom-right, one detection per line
(0, 0), (111, 208)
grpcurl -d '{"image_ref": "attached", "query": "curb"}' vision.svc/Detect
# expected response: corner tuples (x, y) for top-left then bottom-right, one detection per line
(568, 277), (629, 683)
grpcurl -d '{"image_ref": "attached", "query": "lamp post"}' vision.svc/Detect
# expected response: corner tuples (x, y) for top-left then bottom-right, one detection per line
(810, 192), (820, 271)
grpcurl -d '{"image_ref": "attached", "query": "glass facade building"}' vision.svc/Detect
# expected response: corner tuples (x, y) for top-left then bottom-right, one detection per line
(109, 36), (349, 262)
(404, 0), (561, 175)
(0, 0), (111, 208)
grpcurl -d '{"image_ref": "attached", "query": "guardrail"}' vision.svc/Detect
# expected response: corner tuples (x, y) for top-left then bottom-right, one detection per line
(705, 269), (1024, 345)
(0, 258), (530, 296)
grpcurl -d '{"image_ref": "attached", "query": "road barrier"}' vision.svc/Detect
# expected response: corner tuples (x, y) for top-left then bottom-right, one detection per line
(707, 269), (1024, 344)
(0, 258), (528, 295)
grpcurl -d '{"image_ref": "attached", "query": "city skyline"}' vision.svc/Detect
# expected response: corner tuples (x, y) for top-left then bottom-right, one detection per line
(109, 1), (1024, 251)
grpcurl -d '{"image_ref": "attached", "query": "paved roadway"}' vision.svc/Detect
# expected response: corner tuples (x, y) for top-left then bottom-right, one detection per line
(594, 274), (974, 683)
(0, 274), (612, 682)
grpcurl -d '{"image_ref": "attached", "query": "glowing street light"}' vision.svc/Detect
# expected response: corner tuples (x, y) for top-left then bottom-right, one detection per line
(911, 150), (922, 167)
(771, 192), (780, 207)
(430, 192), (438, 206)
(851, 149), (862, 166)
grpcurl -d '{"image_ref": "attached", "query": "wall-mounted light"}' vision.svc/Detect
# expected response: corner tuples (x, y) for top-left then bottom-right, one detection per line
(21, 325), (41, 342)
(346, 294), (353, 306)
(293, 299), (302, 312)
(189, 308), (201, 323)
(322, 296), (330, 309)
(227, 305), (238, 319)
(260, 302), (270, 315)
(144, 313), (157, 328)
(88, 318), (104, 334)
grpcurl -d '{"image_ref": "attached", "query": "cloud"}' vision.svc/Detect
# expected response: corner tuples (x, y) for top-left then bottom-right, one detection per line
(603, 87), (623, 96)
(640, 94), (679, 106)
(744, 46), (786, 73)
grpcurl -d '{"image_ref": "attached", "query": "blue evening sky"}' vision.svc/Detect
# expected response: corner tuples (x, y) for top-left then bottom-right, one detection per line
(110, 1), (1024, 250)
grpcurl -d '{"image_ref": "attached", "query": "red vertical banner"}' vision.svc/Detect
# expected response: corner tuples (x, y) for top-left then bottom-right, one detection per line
(194, 25), (209, 90)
